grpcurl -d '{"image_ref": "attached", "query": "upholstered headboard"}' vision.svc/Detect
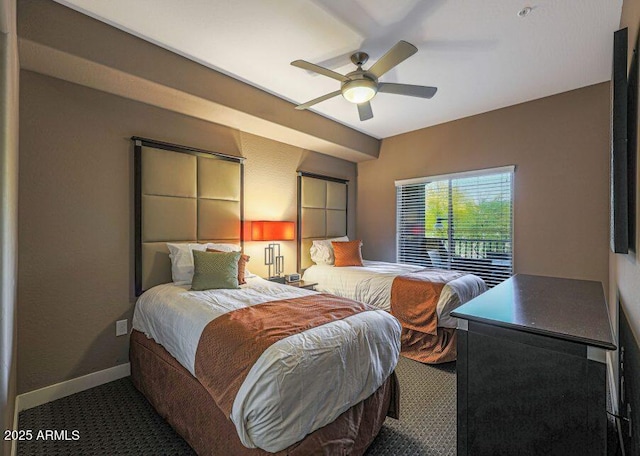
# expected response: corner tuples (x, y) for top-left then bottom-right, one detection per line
(297, 172), (349, 271)
(134, 137), (244, 295)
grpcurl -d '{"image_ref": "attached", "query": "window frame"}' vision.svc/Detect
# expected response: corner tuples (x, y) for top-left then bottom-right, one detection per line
(395, 165), (515, 287)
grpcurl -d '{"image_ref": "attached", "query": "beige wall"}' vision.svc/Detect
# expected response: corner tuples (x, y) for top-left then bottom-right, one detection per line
(0, 0), (18, 453)
(241, 132), (356, 277)
(358, 83), (610, 290)
(18, 70), (356, 393)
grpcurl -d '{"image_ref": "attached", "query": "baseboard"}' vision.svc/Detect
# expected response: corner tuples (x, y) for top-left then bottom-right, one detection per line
(16, 363), (130, 413)
(11, 399), (19, 456)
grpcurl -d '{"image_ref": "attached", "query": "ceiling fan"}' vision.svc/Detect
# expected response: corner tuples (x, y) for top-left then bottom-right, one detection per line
(291, 41), (437, 121)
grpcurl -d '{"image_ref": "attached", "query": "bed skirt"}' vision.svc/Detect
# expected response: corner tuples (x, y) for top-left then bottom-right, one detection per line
(129, 330), (399, 456)
(400, 327), (457, 364)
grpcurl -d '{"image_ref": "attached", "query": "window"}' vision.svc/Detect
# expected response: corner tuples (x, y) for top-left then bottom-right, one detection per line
(396, 166), (514, 287)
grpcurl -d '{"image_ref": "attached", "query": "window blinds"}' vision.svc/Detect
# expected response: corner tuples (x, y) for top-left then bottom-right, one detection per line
(396, 166), (514, 287)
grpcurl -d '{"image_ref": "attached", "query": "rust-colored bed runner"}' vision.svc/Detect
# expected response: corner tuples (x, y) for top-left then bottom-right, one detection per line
(195, 293), (373, 417)
(391, 269), (465, 364)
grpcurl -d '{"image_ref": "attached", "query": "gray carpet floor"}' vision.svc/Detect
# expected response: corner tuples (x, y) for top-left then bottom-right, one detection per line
(18, 357), (455, 455)
(17, 356), (620, 455)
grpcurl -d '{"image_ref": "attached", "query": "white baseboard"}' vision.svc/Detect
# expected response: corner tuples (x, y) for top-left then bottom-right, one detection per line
(15, 363), (130, 413)
(11, 399), (18, 456)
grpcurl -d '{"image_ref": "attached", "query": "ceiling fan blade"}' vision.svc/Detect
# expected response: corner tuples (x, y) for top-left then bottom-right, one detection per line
(368, 41), (418, 78)
(291, 60), (348, 82)
(357, 101), (373, 121)
(295, 90), (342, 110)
(378, 83), (437, 99)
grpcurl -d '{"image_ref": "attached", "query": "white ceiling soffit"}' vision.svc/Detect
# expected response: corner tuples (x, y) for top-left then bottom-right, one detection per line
(54, 0), (623, 140)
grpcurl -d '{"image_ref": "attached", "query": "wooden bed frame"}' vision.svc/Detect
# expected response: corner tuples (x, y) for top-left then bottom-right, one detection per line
(132, 138), (398, 454)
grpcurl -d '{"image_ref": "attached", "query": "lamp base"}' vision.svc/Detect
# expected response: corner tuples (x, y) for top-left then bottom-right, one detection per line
(267, 276), (286, 284)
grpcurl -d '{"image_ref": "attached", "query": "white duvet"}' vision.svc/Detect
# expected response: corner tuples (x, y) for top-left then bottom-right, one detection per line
(302, 260), (487, 328)
(132, 276), (401, 453)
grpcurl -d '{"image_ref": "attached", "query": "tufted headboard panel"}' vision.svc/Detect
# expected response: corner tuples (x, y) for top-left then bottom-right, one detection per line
(297, 172), (349, 272)
(134, 137), (244, 295)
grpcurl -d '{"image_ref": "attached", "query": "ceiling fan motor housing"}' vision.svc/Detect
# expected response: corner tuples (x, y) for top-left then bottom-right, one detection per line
(341, 71), (378, 103)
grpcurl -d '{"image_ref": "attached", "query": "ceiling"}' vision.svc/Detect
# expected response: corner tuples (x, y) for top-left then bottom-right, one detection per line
(54, 0), (622, 139)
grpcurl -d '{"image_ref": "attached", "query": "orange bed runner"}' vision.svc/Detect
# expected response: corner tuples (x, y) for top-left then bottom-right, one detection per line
(391, 269), (465, 364)
(195, 293), (372, 417)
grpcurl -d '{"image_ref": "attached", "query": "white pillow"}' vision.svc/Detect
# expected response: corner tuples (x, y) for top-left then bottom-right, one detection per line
(205, 243), (241, 252)
(310, 236), (349, 265)
(167, 243), (207, 285)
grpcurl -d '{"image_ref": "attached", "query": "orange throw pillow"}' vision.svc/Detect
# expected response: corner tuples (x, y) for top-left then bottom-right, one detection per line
(332, 240), (363, 267)
(207, 248), (250, 284)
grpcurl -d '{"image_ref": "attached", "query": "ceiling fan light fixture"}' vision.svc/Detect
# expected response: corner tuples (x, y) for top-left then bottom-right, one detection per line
(341, 78), (377, 104)
(292, 41), (435, 120)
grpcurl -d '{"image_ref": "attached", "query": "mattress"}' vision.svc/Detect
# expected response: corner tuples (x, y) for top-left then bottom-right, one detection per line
(302, 260), (486, 328)
(131, 276), (401, 452)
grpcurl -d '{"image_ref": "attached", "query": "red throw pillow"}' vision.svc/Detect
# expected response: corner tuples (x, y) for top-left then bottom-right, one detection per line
(207, 249), (250, 284)
(332, 240), (363, 267)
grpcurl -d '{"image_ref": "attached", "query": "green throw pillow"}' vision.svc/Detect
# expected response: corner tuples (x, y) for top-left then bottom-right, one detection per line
(191, 250), (240, 291)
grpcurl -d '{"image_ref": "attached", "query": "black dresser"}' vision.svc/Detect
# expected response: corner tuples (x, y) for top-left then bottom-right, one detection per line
(451, 274), (616, 456)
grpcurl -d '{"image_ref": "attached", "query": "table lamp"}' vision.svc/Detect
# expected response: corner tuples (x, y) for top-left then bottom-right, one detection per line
(249, 221), (295, 282)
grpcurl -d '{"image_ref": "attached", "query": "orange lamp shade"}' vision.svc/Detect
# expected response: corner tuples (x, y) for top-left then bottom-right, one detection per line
(249, 221), (295, 241)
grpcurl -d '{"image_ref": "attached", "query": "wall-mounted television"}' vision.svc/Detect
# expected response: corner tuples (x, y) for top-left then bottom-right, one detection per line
(611, 28), (629, 254)
(626, 32), (638, 252)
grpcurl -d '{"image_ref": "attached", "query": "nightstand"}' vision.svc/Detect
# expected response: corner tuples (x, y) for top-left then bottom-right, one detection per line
(284, 280), (317, 290)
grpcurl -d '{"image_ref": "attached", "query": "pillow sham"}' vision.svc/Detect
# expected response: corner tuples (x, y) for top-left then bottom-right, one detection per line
(191, 250), (241, 291)
(207, 248), (250, 285)
(332, 240), (364, 267)
(167, 243), (208, 285)
(206, 243), (241, 253)
(310, 236), (349, 265)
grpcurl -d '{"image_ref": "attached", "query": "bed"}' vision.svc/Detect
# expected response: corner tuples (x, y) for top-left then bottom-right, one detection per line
(131, 276), (401, 454)
(131, 138), (401, 455)
(296, 174), (486, 363)
(301, 260), (483, 324)
(302, 258), (486, 363)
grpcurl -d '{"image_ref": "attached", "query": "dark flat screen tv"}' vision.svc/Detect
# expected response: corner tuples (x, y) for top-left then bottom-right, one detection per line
(626, 32), (637, 252)
(611, 28), (629, 254)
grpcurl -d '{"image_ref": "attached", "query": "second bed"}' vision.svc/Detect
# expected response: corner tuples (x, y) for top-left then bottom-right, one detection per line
(303, 259), (487, 363)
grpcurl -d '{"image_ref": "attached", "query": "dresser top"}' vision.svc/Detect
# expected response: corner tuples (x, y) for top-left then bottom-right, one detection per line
(451, 274), (616, 350)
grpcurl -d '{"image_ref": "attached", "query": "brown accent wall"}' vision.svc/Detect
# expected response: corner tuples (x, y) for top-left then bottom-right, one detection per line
(616, 1), (640, 453)
(1, 0), (19, 451)
(617, 0), (640, 339)
(358, 83), (610, 290)
(18, 70), (356, 393)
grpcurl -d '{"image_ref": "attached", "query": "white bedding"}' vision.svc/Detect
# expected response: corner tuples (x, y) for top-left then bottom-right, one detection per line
(302, 260), (487, 328)
(132, 276), (401, 452)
